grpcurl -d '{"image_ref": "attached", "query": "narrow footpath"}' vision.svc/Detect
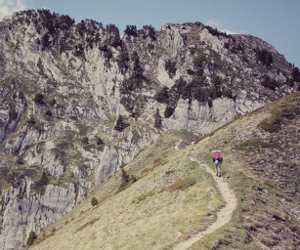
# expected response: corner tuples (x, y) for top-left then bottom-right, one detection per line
(173, 157), (238, 250)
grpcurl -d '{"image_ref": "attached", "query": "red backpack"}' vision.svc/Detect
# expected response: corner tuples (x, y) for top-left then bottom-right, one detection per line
(214, 152), (222, 160)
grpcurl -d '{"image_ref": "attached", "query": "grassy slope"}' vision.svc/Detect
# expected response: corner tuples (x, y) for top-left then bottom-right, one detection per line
(31, 133), (224, 250)
(190, 91), (300, 249)
(31, 92), (300, 250)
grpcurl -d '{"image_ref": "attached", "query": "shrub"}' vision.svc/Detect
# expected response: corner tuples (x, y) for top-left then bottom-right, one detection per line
(41, 32), (51, 50)
(193, 56), (203, 68)
(148, 43), (155, 50)
(187, 69), (195, 75)
(45, 110), (52, 117)
(81, 137), (89, 144)
(154, 86), (169, 103)
(165, 177), (196, 192)
(131, 51), (143, 73)
(172, 77), (188, 94)
(205, 25), (228, 37)
(33, 94), (45, 105)
(117, 51), (129, 74)
(72, 43), (84, 57)
(194, 87), (209, 103)
(114, 115), (130, 132)
(27, 117), (36, 125)
(154, 108), (162, 129)
(119, 73), (144, 95)
(124, 25), (138, 37)
(117, 168), (137, 193)
(97, 138), (105, 146)
(165, 60), (177, 78)
(261, 75), (279, 90)
(211, 75), (222, 86)
(234, 139), (267, 151)
(105, 24), (122, 47)
(143, 25), (156, 40)
(27, 231), (37, 246)
(36, 171), (50, 186)
(96, 137), (105, 151)
(222, 87), (233, 99)
(32, 171), (50, 194)
(257, 49), (273, 67)
(91, 197), (98, 206)
(99, 45), (113, 62)
(258, 116), (281, 133)
(164, 105), (175, 118)
(292, 67), (300, 82)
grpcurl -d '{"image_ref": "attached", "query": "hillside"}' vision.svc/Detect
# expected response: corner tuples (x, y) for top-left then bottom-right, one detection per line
(0, 9), (299, 249)
(30, 92), (300, 249)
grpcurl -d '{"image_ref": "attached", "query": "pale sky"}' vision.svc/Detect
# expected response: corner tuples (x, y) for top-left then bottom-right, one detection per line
(0, 0), (299, 67)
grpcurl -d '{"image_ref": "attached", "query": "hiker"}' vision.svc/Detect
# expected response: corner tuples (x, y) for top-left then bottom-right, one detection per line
(212, 150), (223, 178)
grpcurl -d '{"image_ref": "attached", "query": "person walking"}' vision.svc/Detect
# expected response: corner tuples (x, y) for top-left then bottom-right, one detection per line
(212, 150), (223, 178)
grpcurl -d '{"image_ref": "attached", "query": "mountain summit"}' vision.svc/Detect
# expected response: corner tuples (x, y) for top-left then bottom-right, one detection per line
(0, 9), (299, 249)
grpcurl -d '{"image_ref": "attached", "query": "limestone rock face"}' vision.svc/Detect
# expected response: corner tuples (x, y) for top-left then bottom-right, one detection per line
(0, 10), (298, 249)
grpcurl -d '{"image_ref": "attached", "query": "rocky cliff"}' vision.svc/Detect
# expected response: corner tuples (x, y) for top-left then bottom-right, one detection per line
(0, 9), (298, 249)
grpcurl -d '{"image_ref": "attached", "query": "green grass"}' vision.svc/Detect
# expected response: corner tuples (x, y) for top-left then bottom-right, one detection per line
(187, 91), (300, 249)
(31, 133), (224, 250)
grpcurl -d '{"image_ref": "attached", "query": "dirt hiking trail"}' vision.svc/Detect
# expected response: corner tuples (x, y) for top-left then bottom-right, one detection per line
(173, 157), (238, 250)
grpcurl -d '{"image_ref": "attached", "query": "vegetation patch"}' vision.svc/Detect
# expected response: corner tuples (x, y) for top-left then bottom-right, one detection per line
(234, 139), (268, 151)
(27, 231), (37, 246)
(259, 101), (299, 132)
(90, 197), (98, 206)
(74, 217), (100, 234)
(132, 190), (156, 204)
(164, 177), (196, 192)
(165, 59), (177, 78)
(116, 168), (137, 193)
(114, 115), (130, 132)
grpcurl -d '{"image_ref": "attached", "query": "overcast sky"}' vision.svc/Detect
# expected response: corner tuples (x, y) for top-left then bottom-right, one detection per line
(0, 0), (299, 67)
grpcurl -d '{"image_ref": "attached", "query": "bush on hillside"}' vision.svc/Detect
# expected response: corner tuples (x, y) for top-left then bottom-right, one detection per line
(99, 45), (113, 62)
(124, 25), (138, 37)
(154, 108), (162, 129)
(117, 168), (137, 193)
(33, 94), (45, 105)
(114, 115), (129, 132)
(117, 51), (130, 74)
(27, 231), (37, 246)
(91, 197), (98, 206)
(143, 25), (156, 40)
(154, 86), (169, 103)
(164, 105), (175, 118)
(261, 75), (279, 90)
(165, 60), (177, 78)
(257, 49), (273, 67)
(292, 67), (300, 82)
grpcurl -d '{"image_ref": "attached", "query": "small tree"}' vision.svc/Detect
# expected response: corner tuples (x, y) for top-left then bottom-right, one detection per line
(292, 67), (300, 82)
(165, 60), (177, 78)
(33, 94), (45, 105)
(154, 86), (169, 103)
(257, 49), (273, 67)
(124, 25), (138, 37)
(91, 197), (98, 206)
(27, 231), (37, 246)
(154, 108), (162, 129)
(114, 115), (129, 132)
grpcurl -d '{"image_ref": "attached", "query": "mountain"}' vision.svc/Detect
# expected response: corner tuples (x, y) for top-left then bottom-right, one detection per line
(0, 9), (299, 249)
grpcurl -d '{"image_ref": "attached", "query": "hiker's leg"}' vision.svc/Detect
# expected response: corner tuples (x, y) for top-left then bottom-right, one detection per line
(218, 163), (221, 177)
